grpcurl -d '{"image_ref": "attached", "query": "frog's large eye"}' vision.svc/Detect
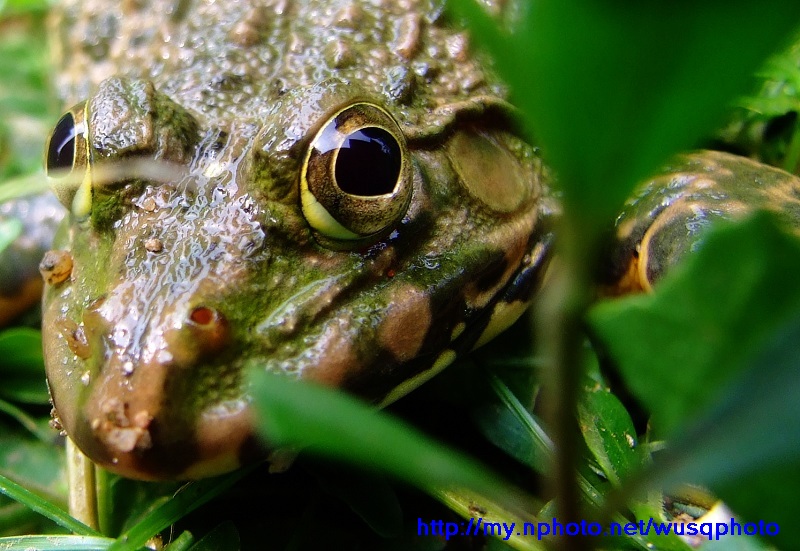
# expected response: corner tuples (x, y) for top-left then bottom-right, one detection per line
(300, 102), (412, 243)
(44, 103), (92, 218)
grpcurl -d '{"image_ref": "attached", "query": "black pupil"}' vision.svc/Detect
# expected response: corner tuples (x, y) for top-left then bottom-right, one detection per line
(335, 127), (401, 196)
(47, 112), (77, 174)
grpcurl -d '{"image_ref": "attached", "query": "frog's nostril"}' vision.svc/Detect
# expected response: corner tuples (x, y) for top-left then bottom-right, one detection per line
(189, 306), (215, 326)
(187, 306), (230, 355)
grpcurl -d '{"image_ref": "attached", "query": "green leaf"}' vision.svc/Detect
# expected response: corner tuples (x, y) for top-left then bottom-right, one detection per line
(0, 472), (97, 536)
(578, 385), (640, 486)
(186, 522), (240, 551)
(454, 0), (800, 229)
(590, 213), (800, 435)
(592, 213), (800, 546)
(714, 461), (800, 551)
(163, 531), (194, 551)
(248, 370), (531, 512)
(0, 0), (49, 17)
(701, 535), (773, 551)
(0, 431), (65, 500)
(0, 399), (52, 441)
(0, 329), (48, 404)
(0, 535), (114, 550)
(638, 314), (800, 550)
(0, 173), (50, 203)
(108, 468), (254, 551)
(644, 313), (800, 489)
(103, 477), (182, 537)
(473, 399), (542, 471)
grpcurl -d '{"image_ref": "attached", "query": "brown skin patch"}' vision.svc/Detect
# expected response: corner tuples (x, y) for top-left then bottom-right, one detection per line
(303, 320), (361, 387)
(377, 284), (432, 362)
(463, 232), (529, 310)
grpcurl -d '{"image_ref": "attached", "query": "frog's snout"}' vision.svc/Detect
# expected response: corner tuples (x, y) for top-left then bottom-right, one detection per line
(45, 286), (254, 479)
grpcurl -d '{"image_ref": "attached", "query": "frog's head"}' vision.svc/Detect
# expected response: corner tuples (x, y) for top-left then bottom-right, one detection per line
(42, 75), (544, 479)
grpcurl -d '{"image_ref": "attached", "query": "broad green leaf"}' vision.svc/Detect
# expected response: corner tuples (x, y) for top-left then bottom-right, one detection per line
(590, 213), (800, 435)
(473, 399), (542, 471)
(249, 370), (531, 512)
(714, 461), (800, 551)
(0, 0), (49, 16)
(454, 0), (800, 230)
(592, 214), (800, 544)
(644, 313), (800, 487)
(702, 536), (773, 551)
(0, 399), (52, 441)
(0, 174), (50, 203)
(643, 314), (800, 548)
(578, 386), (640, 486)
(0, 9), (55, 182)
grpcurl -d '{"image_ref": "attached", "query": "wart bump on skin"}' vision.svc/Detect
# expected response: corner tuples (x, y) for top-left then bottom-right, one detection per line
(39, 250), (73, 285)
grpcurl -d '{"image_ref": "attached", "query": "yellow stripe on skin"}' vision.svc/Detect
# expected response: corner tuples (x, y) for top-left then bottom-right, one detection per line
(378, 349), (457, 408)
(473, 300), (530, 350)
(450, 322), (466, 341)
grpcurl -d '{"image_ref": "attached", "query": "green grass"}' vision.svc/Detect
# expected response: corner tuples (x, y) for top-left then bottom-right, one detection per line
(2, 1), (800, 550)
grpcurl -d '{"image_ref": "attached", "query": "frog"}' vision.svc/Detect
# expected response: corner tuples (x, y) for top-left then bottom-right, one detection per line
(38, 0), (550, 480)
(20, 0), (800, 483)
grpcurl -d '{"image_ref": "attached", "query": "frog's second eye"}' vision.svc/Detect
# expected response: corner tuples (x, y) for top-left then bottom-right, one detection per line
(46, 113), (78, 173)
(44, 104), (91, 215)
(300, 102), (412, 243)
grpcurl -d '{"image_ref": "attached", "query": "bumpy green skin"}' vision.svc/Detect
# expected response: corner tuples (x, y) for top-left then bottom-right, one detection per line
(43, 0), (548, 479)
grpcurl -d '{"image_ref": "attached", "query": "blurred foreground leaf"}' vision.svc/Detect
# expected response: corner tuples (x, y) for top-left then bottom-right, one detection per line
(591, 213), (800, 547)
(250, 370), (533, 514)
(454, 0), (800, 230)
(590, 213), (800, 435)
